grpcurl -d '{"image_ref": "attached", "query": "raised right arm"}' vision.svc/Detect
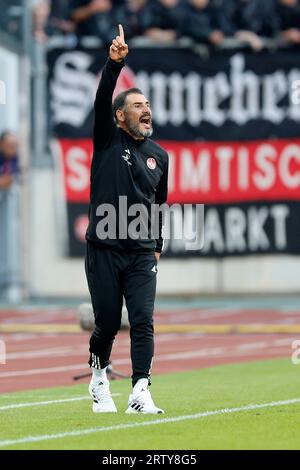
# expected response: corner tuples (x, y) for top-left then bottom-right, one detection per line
(93, 25), (128, 152)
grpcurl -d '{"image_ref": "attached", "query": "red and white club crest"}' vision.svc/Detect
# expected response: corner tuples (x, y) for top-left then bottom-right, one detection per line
(147, 157), (156, 170)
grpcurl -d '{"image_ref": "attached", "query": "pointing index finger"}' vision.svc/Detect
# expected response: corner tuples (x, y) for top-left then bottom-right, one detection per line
(118, 24), (125, 42)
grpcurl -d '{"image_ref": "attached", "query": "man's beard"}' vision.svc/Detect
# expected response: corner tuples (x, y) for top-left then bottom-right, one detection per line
(124, 116), (153, 139)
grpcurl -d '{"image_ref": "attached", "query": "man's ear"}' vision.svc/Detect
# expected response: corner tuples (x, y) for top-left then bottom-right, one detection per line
(116, 109), (125, 123)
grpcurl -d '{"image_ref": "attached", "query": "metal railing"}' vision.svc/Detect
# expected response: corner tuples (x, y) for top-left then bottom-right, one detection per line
(46, 33), (298, 54)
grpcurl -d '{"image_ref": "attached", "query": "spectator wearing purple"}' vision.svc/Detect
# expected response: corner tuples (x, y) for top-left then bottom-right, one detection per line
(0, 131), (22, 303)
(0, 131), (19, 189)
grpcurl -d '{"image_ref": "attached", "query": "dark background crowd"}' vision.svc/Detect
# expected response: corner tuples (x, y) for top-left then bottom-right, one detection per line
(1, 0), (300, 50)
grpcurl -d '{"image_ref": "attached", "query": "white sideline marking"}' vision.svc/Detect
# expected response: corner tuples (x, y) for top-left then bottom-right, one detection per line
(0, 397), (299, 447)
(0, 394), (121, 411)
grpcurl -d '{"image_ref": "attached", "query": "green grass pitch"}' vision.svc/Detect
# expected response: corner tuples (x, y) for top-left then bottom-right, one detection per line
(1, 358), (300, 450)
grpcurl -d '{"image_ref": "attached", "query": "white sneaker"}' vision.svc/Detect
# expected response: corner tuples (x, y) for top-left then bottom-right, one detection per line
(125, 388), (164, 414)
(88, 379), (117, 413)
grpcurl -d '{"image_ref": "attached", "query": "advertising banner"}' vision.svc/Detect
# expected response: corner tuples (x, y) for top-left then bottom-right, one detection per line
(48, 47), (300, 257)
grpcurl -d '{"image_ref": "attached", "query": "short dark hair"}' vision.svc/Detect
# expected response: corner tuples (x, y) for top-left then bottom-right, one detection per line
(112, 88), (144, 120)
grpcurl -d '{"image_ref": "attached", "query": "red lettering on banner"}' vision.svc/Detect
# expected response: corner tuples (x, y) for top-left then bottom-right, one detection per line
(57, 139), (93, 202)
(55, 138), (300, 204)
(162, 139), (300, 203)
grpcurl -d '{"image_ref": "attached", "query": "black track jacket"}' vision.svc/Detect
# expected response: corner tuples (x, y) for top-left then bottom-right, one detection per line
(86, 58), (169, 253)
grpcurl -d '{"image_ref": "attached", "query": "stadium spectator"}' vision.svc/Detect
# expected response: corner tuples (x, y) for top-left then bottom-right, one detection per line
(178, 0), (225, 46)
(144, 0), (183, 43)
(114, 0), (152, 40)
(18, 0), (300, 48)
(0, 131), (22, 303)
(46, 0), (75, 36)
(32, 0), (51, 42)
(0, 0), (22, 40)
(0, 132), (19, 189)
(219, 0), (279, 50)
(70, 0), (116, 42)
(276, 0), (300, 43)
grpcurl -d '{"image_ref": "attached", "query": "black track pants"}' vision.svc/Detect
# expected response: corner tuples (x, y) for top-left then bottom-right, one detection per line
(85, 242), (157, 386)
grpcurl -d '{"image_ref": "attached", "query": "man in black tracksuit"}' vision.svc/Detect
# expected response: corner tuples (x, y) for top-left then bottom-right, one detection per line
(85, 25), (168, 414)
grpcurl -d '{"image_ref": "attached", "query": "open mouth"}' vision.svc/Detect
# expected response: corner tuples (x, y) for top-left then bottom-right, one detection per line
(140, 116), (151, 128)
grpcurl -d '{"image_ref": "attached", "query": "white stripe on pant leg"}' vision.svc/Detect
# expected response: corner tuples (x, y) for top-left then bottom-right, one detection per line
(148, 357), (153, 376)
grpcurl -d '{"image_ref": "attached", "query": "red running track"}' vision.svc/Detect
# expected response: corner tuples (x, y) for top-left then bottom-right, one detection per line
(0, 305), (299, 393)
